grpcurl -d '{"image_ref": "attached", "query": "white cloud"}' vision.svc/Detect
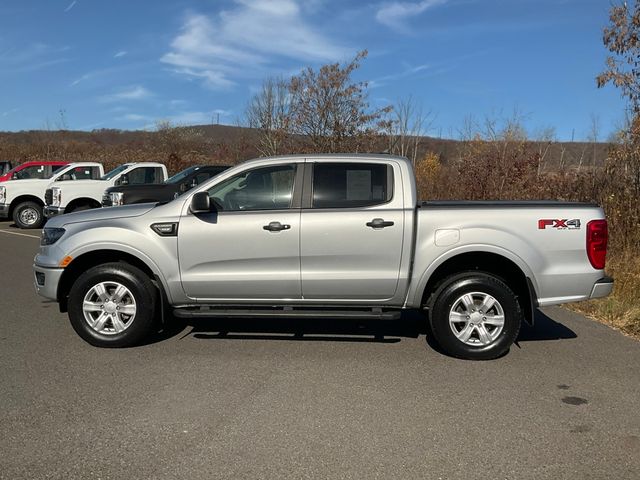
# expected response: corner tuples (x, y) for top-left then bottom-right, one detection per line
(101, 85), (152, 102)
(376, 0), (447, 29)
(161, 0), (350, 89)
(370, 63), (429, 88)
(118, 113), (150, 122)
(64, 1), (77, 13)
(114, 51), (127, 58)
(0, 42), (69, 73)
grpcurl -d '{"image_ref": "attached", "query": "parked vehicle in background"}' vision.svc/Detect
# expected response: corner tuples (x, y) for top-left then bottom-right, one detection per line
(0, 161), (68, 183)
(102, 165), (230, 207)
(0, 161), (12, 177)
(34, 154), (613, 359)
(0, 163), (103, 228)
(44, 162), (168, 218)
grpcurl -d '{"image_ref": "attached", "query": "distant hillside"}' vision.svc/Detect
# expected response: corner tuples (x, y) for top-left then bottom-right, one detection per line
(0, 124), (611, 171)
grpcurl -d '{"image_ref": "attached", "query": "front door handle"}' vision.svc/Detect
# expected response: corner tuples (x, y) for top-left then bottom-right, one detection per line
(366, 218), (394, 229)
(263, 221), (291, 232)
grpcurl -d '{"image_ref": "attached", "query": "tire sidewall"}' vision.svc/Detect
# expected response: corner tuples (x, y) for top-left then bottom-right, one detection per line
(14, 201), (43, 229)
(430, 273), (521, 360)
(68, 263), (156, 347)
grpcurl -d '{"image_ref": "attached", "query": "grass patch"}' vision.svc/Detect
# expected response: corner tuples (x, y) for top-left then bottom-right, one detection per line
(569, 252), (640, 339)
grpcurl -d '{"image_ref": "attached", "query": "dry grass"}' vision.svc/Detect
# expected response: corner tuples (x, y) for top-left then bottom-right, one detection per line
(570, 253), (640, 338)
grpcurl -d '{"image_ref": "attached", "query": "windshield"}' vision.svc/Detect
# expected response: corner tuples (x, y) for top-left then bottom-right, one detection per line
(166, 166), (200, 184)
(101, 164), (130, 180)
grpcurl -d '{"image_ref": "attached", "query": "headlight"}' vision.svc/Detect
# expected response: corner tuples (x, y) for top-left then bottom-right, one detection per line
(110, 192), (125, 206)
(0, 186), (5, 204)
(41, 227), (66, 246)
(51, 187), (62, 207)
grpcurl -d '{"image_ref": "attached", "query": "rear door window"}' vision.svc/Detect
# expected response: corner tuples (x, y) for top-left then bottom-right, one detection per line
(127, 167), (164, 185)
(312, 163), (392, 208)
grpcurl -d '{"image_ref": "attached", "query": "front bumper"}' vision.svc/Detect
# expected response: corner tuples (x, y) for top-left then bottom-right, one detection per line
(44, 206), (65, 218)
(0, 203), (9, 218)
(590, 276), (614, 299)
(33, 264), (64, 301)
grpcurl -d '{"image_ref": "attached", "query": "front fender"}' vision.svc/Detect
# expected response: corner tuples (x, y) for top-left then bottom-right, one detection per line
(50, 224), (183, 304)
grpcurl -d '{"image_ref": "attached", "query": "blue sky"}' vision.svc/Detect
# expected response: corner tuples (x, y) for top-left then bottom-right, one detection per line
(0, 0), (624, 140)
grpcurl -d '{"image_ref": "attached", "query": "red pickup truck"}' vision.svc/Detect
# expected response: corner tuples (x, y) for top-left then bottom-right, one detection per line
(0, 161), (68, 182)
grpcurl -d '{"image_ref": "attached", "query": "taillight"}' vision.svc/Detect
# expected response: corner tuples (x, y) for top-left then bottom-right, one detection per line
(586, 220), (608, 270)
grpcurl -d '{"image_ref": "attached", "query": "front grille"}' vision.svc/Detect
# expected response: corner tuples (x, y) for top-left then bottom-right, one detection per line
(101, 193), (111, 207)
(44, 188), (53, 205)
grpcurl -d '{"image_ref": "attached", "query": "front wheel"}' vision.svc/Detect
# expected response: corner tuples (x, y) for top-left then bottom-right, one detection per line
(428, 272), (522, 360)
(67, 262), (157, 347)
(13, 201), (44, 229)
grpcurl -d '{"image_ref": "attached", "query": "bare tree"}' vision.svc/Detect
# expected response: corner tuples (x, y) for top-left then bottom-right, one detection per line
(388, 96), (434, 165)
(246, 77), (291, 157)
(588, 113), (601, 168)
(288, 50), (392, 153)
(534, 126), (556, 176)
(597, 2), (640, 113)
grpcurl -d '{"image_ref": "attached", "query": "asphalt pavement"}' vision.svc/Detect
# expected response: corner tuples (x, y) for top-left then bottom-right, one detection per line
(0, 221), (638, 479)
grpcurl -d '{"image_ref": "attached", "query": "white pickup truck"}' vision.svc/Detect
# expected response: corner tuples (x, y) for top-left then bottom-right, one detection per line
(0, 162), (104, 228)
(34, 154), (613, 359)
(44, 162), (168, 219)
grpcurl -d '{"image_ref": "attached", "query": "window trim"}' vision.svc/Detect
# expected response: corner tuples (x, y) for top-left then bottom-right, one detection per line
(302, 162), (394, 210)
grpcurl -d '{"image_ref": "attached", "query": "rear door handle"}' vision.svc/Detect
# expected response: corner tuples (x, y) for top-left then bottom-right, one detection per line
(366, 218), (394, 229)
(263, 221), (291, 232)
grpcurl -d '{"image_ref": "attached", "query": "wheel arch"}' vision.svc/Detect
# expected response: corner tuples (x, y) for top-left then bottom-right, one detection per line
(9, 195), (44, 218)
(66, 197), (102, 212)
(417, 250), (537, 326)
(56, 248), (168, 312)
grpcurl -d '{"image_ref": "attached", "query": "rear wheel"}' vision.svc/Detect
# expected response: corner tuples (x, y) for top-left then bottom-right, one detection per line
(68, 262), (157, 347)
(13, 201), (44, 229)
(427, 272), (522, 360)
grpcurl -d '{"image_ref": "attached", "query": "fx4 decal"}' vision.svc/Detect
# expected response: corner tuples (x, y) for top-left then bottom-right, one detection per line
(538, 219), (581, 230)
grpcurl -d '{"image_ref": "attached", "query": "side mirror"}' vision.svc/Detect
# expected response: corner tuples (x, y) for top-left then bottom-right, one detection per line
(190, 178), (198, 188)
(190, 192), (213, 214)
(11, 173), (18, 180)
(119, 173), (129, 186)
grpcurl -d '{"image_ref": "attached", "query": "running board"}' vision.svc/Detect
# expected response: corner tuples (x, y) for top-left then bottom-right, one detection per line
(173, 306), (401, 320)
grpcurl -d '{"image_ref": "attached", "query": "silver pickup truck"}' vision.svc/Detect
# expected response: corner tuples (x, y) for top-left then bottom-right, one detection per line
(33, 154), (612, 359)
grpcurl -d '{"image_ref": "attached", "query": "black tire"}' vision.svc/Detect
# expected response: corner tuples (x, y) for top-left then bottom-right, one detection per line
(13, 201), (44, 229)
(68, 262), (157, 347)
(427, 272), (522, 360)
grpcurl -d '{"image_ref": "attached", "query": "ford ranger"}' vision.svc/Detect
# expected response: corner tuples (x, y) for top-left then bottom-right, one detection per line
(44, 162), (168, 218)
(33, 154), (613, 359)
(0, 162), (104, 228)
(102, 165), (230, 207)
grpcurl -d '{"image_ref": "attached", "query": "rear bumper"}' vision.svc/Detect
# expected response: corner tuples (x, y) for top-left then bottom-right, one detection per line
(33, 264), (64, 301)
(0, 203), (8, 218)
(590, 276), (614, 299)
(44, 206), (65, 218)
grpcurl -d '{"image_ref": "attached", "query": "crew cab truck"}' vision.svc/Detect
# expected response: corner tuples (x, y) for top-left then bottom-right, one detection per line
(0, 162), (103, 228)
(102, 164), (230, 207)
(33, 154), (613, 360)
(44, 162), (168, 218)
(0, 161), (68, 182)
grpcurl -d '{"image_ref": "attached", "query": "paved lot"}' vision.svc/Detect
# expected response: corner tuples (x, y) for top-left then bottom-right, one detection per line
(0, 221), (638, 479)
